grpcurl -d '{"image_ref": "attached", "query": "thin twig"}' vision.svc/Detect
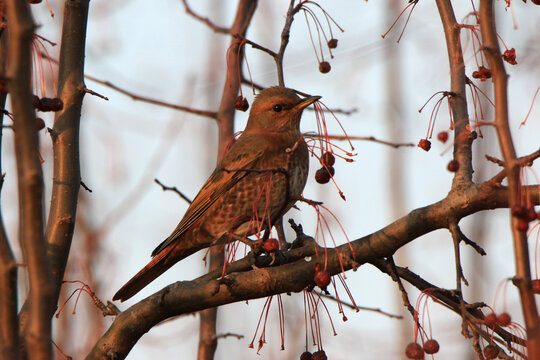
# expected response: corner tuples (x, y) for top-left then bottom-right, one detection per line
(154, 178), (192, 204)
(181, 0), (230, 34)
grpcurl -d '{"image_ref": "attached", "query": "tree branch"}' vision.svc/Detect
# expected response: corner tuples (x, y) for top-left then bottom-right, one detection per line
(5, 0), (53, 358)
(479, 1), (540, 357)
(86, 179), (539, 359)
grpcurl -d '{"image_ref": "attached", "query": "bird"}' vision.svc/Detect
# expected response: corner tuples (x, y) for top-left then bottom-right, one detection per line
(113, 86), (320, 301)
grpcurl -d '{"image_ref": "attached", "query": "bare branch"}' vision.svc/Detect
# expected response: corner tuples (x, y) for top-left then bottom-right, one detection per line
(6, 0), (53, 357)
(181, 0), (230, 34)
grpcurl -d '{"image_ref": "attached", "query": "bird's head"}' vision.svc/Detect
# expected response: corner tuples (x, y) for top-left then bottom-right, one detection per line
(244, 86), (321, 132)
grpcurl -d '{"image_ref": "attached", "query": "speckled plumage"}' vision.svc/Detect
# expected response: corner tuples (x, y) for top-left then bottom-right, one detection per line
(113, 86), (320, 301)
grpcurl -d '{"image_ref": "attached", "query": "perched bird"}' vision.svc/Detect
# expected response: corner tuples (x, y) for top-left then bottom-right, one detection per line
(113, 86), (320, 301)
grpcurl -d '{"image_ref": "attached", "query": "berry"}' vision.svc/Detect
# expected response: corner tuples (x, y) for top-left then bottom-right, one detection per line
(524, 207), (537, 222)
(437, 131), (448, 143)
(315, 166), (335, 184)
(423, 339), (439, 354)
(447, 159), (459, 172)
(312, 350), (327, 360)
(483, 344), (499, 359)
(36, 117), (46, 130)
(263, 238), (279, 252)
(516, 219), (529, 233)
(327, 39), (338, 49)
(234, 96), (249, 112)
(496, 312), (511, 327)
(300, 351), (313, 360)
(314, 270), (331, 288)
(29, 0), (42, 3)
(484, 312), (497, 327)
(319, 61), (331, 74)
(472, 66), (492, 81)
(405, 342), (424, 359)
(34, 97), (63, 112)
(532, 279), (540, 294)
(533, 0), (540, 5)
(417, 139), (431, 152)
(321, 152), (335, 166)
(511, 205), (526, 219)
(502, 48), (517, 65)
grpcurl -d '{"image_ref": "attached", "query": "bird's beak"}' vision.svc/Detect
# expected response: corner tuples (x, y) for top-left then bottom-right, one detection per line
(295, 95), (321, 110)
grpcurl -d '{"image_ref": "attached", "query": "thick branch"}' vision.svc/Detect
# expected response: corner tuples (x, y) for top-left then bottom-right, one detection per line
(479, 0), (540, 356)
(44, 0), (89, 313)
(435, 0), (473, 185)
(0, 23), (19, 360)
(5, 0), (53, 358)
(86, 181), (539, 359)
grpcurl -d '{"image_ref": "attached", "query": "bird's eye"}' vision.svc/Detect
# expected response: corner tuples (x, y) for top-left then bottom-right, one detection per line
(272, 104), (283, 112)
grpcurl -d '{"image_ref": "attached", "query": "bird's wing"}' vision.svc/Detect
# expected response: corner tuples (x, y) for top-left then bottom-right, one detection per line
(151, 134), (267, 257)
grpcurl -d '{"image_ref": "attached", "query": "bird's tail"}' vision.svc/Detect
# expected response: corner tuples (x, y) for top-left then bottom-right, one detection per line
(113, 241), (198, 302)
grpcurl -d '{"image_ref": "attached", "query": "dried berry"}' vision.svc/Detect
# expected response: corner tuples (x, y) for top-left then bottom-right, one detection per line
(35, 97), (63, 112)
(300, 352), (312, 360)
(423, 339), (439, 354)
(511, 205), (526, 219)
(496, 312), (511, 327)
(321, 152), (335, 166)
(315, 166), (335, 184)
(234, 96), (249, 112)
(533, 0), (540, 5)
(516, 219), (529, 233)
(502, 48), (517, 65)
(524, 207), (537, 222)
(472, 66), (492, 81)
(437, 131), (448, 143)
(312, 350), (327, 360)
(319, 61), (331, 74)
(263, 238), (279, 253)
(36, 117), (46, 130)
(447, 159), (459, 172)
(405, 342), (424, 359)
(314, 269), (331, 288)
(483, 344), (499, 359)
(484, 312), (497, 327)
(327, 39), (338, 49)
(532, 279), (540, 294)
(418, 139), (431, 152)
(29, 0), (42, 3)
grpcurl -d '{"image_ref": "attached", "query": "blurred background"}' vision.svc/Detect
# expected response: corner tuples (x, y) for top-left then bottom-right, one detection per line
(3, 0), (540, 358)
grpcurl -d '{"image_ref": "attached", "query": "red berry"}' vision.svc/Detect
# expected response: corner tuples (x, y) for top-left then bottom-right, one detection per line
(312, 350), (327, 360)
(533, 0), (540, 5)
(447, 159), (459, 172)
(472, 66), (492, 81)
(516, 219), (529, 233)
(496, 312), (511, 327)
(484, 313), (497, 327)
(314, 270), (331, 288)
(405, 342), (424, 359)
(234, 96), (249, 112)
(263, 238), (279, 252)
(524, 207), (537, 222)
(321, 152), (335, 166)
(327, 39), (338, 49)
(423, 339), (439, 354)
(29, 0), (42, 3)
(418, 139), (431, 152)
(437, 131), (448, 143)
(532, 279), (540, 294)
(511, 205), (526, 219)
(300, 351), (313, 360)
(484, 344), (499, 359)
(36, 117), (45, 130)
(315, 166), (334, 184)
(502, 48), (517, 65)
(319, 61), (331, 74)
